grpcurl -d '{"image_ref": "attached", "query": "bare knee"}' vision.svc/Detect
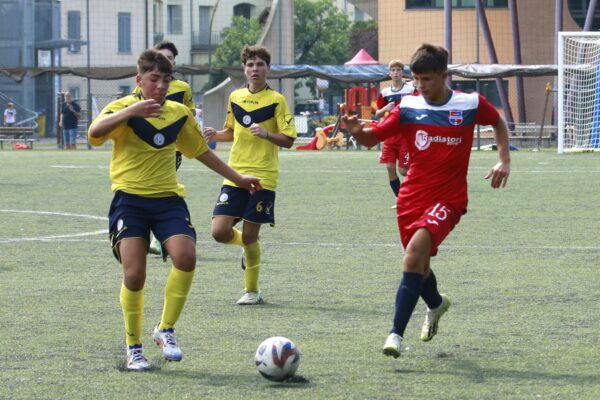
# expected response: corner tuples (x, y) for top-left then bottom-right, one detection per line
(170, 250), (196, 271)
(211, 227), (231, 243)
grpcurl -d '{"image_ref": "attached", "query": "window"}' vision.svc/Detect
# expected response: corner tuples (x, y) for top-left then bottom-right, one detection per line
(118, 13), (131, 53)
(233, 3), (253, 19)
(568, 0), (600, 30)
(406, 0), (507, 8)
(198, 6), (211, 44)
(167, 5), (182, 34)
(67, 87), (80, 101)
(451, 80), (507, 108)
(118, 85), (131, 96)
(153, 2), (163, 33)
(67, 11), (81, 53)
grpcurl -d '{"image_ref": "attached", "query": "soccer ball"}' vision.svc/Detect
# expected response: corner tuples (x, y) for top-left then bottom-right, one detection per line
(254, 336), (300, 381)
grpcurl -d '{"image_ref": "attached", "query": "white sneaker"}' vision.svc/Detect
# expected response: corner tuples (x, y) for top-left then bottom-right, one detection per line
(382, 333), (402, 358)
(236, 290), (264, 305)
(148, 236), (162, 256)
(420, 294), (451, 342)
(127, 344), (150, 371)
(153, 324), (183, 361)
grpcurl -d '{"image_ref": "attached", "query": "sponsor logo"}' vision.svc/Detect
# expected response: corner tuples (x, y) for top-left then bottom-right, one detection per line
(416, 114), (428, 120)
(243, 115), (252, 125)
(153, 133), (165, 146)
(415, 129), (463, 151)
(415, 130), (430, 150)
(449, 111), (463, 125)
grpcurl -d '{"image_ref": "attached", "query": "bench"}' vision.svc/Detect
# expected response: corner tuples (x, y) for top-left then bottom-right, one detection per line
(0, 126), (39, 149)
(473, 124), (557, 148)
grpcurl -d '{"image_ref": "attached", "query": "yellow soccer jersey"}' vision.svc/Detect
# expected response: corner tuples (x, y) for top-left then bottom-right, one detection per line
(224, 86), (297, 191)
(132, 79), (196, 111)
(88, 95), (208, 197)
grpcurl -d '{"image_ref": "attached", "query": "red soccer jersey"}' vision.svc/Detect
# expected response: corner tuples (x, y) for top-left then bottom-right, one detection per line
(376, 82), (418, 145)
(372, 91), (500, 214)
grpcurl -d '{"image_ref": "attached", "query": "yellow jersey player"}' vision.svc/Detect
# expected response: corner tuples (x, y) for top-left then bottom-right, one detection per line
(203, 45), (297, 305)
(88, 49), (261, 371)
(132, 40), (197, 255)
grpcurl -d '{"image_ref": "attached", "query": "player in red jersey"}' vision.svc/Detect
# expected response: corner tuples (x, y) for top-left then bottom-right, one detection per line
(343, 44), (510, 358)
(374, 60), (418, 208)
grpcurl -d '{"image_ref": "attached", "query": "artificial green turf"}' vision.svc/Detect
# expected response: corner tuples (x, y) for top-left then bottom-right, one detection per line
(1, 148), (598, 399)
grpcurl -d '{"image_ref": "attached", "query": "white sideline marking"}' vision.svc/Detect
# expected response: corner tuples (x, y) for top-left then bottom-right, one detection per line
(0, 209), (107, 243)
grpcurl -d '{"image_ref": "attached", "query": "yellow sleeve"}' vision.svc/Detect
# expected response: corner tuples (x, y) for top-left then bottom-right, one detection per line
(276, 95), (297, 138)
(177, 110), (209, 159)
(184, 86), (196, 112)
(87, 100), (127, 146)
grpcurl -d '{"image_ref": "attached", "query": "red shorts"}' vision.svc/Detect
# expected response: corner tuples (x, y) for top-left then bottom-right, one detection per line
(379, 137), (409, 168)
(397, 202), (462, 256)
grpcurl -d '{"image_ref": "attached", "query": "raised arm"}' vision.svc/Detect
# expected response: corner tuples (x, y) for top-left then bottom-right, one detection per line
(342, 115), (381, 148)
(248, 123), (295, 149)
(89, 99), (163, 139)
(196, 149), (262, 193)
(202, 126), (234, 144)
(484, 116), (511, 188)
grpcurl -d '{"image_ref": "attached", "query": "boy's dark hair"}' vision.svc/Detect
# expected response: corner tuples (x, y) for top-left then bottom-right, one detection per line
(155, 40), (179, 58)
(241, 45), (271, 66)
(410, 44), (448, 74)
(137, 49), (173, 75)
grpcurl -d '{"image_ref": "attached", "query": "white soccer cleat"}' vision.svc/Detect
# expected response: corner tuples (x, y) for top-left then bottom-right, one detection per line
(127, 344), (150, 371)
(420, 294), (451, 342)
(153, 324), (183, 361)
(382, 333), (402, 358)
(148, 236), (162, 256)
(236, 290), (264, 305)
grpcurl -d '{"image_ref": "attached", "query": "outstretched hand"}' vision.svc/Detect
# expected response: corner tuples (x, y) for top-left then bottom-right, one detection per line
(341, 115), (364, 135)
(239, 175), (263, 195)
(484, 161), (510, 188)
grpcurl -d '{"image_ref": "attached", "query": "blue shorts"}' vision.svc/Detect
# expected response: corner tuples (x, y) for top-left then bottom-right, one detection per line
(63, 128), (78, 146)
(212, 185), (276, 225)
(108, 191), (196, 262)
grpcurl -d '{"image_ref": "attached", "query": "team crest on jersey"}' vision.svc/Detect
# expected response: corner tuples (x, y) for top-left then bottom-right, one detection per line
(449, 111), (463, 126)
(153, 133), (165, 146)
(415, 130), (431, 150)
(243, 115), (252, 125)
(219, 193), (229, 202)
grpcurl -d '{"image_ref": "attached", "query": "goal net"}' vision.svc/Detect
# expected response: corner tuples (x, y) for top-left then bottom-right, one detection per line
(558, 32), (600, 153)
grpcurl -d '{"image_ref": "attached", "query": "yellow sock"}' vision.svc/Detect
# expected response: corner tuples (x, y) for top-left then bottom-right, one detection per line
(159, 266), (195, 330)
(120, 283), (144, 347)
(243, 241), (261, 292)
(226, 228), (243, 246)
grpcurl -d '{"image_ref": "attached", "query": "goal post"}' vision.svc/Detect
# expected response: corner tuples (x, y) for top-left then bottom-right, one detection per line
(558, 32), (600, 154)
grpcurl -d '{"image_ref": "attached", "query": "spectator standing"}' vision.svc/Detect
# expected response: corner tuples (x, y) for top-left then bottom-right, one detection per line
(60, 93), (82, 150)
(4, 102), (16, 127)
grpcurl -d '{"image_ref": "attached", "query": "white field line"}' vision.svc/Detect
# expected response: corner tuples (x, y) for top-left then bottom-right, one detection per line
(0, 209), (108, 243)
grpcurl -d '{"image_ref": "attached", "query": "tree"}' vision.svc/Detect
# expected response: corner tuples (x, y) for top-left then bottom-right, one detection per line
(294, 0), (352, 98)
(205, 16), (262, 90)
(350, 20), (378, 60)
(294, 0), (352, 65)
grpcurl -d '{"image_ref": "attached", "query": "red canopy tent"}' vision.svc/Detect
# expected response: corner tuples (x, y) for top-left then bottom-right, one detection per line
(344, 49), (379, 114)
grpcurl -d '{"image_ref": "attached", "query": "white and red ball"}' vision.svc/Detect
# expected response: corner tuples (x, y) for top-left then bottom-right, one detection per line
(254, 336), (300, 381)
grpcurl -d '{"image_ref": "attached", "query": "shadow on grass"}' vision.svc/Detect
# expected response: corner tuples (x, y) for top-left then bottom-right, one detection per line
(396, 354), (598, 386)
